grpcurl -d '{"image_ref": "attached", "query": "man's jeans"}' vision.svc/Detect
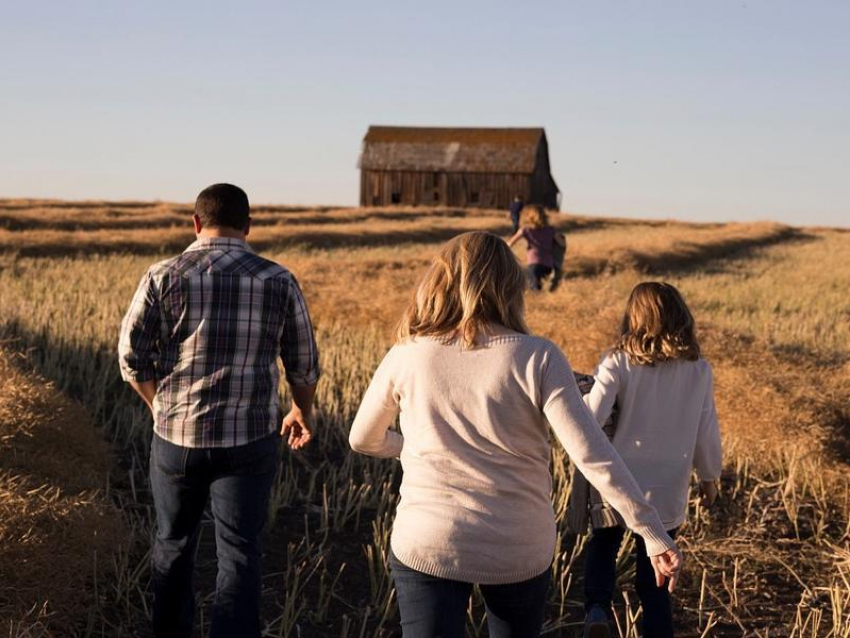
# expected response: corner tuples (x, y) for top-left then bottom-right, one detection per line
(150, 432), (279, 638)
(389, 550), (551, 638)
(583, 526), (679, 638)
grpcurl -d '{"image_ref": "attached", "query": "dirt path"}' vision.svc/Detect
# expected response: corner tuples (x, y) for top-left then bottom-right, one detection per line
(0, 348), (126, 635)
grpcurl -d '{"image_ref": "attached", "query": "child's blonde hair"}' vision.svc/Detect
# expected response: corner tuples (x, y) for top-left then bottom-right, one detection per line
(616, 282), (700, 366)
(522, 205), (549, 229)
(396, 231), (529, 348)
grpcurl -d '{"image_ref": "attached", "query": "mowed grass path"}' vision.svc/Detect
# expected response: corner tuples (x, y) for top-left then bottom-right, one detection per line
(0, 201), (848, 636)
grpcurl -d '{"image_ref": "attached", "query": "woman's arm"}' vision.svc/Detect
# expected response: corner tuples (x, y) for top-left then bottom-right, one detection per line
(541, 347), (682, 589)
(506, 229), (523, 248)
(349, 350), (404, 458)
(540, 347), (677, 557)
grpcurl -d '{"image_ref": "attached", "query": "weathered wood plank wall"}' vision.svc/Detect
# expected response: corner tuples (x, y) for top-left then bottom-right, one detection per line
(361, 170), (536, 209)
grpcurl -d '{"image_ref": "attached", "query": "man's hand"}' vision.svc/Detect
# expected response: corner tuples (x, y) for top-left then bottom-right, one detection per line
(128, 379), (157, 413)
(700, 480), (719, 507)
(281, 406), (313, 449)
(283, 382), (317, 450)
(649, 546), (683, 593)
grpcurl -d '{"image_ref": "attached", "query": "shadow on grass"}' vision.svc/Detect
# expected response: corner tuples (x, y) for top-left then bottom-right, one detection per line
(0, 208), (469, 232)
(3, 214), (629, 259)
(567, 227), (816, 278)
(641, 227), (816, 275)
(0, 206), (340, 232)
(0, 200), (165, 211)
(3, 223), (512, 258)
(764, 341), (850, 464)
(0, 202), (623, 238)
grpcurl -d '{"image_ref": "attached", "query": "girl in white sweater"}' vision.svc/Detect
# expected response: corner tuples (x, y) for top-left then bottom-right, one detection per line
(582, 282), (722, 638)
(349, 233), (682, 638)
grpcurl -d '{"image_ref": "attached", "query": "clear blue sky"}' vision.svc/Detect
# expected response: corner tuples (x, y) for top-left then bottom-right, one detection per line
(1, 1), (848, 226)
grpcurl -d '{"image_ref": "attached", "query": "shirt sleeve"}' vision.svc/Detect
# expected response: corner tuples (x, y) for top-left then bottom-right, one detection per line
(694, 364), (722, 481)
(349, 349), (404, 458)
(540, 344), (675, 555)
(280, 274), (320, 387)
(584, 352), (621, 426)
(118, 270), (161, 382)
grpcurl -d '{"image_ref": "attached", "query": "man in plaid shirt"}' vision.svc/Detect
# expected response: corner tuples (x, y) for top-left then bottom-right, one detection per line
(118, 183), (319, 638)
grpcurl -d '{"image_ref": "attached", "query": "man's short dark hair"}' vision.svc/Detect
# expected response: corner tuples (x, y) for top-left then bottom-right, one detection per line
(195, 183), (250, 230)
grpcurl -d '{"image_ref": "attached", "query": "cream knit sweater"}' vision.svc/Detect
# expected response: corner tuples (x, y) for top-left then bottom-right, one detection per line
(349, 330), (675, 585)
(584, 351), (722, 529)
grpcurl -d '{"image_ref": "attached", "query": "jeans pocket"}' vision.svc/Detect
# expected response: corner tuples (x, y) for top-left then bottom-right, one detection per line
(227, 434), (280, 476)
(151, 434), (189, 479)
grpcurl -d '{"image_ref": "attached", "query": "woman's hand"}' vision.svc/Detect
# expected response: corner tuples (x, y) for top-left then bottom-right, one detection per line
(649, 545), (683, 593)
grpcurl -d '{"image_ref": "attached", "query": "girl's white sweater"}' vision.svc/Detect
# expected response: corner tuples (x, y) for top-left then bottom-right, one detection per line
(584, 351), (723, 529)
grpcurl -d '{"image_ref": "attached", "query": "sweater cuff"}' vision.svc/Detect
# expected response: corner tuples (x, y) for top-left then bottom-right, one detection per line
(635, 525), (676, 556)
(386, 431), (404, 458)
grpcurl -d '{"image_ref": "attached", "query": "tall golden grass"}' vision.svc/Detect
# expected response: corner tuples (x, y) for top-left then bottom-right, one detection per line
(0, 200), (848, 636)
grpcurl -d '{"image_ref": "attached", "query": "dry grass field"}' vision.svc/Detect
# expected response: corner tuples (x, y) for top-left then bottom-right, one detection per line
(0, 348), (126, 634)
(0, 199), (848, 637)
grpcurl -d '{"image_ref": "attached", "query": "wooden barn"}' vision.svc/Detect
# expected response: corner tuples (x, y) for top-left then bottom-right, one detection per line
(358, 126), (560, 209)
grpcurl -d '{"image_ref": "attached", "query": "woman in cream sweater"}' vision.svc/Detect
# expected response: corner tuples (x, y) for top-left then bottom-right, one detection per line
(349, 231), (682, 638)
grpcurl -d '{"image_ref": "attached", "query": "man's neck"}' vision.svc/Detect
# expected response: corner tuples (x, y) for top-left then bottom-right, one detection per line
(196, 228), (246, 241)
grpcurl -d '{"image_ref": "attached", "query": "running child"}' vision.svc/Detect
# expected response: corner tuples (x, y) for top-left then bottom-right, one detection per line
(506, 205), (565, 291)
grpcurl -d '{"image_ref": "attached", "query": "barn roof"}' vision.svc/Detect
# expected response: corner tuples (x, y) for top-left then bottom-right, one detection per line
(359, 126), (546, 174)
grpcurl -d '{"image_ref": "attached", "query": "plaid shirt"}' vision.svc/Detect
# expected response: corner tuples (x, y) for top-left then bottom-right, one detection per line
(118, 237), (320, 448)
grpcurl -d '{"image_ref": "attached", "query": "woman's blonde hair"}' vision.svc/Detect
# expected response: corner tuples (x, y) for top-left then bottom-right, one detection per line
(522, 205), (549, 229)
(615, 282), (701, 366)
(396, 231), (529, 348)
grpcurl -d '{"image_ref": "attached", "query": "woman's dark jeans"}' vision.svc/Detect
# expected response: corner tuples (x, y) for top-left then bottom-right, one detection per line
(149, 432), (279, 638)
(389, 550), (550, 638)
(584, 526), (679, 638)
(526, 264), (553, 291)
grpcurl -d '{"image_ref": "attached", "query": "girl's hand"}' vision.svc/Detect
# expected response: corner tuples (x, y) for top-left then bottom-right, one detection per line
(699, 480), (719, 507)
(649, 546), (683, 593)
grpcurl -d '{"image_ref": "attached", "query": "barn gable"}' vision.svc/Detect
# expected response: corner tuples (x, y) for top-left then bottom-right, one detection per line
(359, 127), (543, 174)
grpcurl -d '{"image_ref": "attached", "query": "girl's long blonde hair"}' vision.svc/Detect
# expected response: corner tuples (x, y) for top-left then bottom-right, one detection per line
(396, 231), (529, 347)
(523, 205), (550, 229)
(616, 282), (701, 366)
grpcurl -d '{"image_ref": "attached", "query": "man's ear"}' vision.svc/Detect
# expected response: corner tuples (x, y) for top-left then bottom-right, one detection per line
(244, 217), (251, 237)
(192, 214), (203, 234)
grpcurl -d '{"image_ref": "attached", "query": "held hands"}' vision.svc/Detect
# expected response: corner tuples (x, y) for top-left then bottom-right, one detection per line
(699, 480), (719, 507)
(281, 406), (313, 450)
(649, 545), (683, 593)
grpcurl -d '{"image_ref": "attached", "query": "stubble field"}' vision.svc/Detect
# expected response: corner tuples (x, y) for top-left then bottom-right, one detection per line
(1, 199), (849, 637)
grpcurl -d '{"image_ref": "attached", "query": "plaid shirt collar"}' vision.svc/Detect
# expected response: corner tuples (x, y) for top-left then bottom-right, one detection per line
(183, 236), (254, 254)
